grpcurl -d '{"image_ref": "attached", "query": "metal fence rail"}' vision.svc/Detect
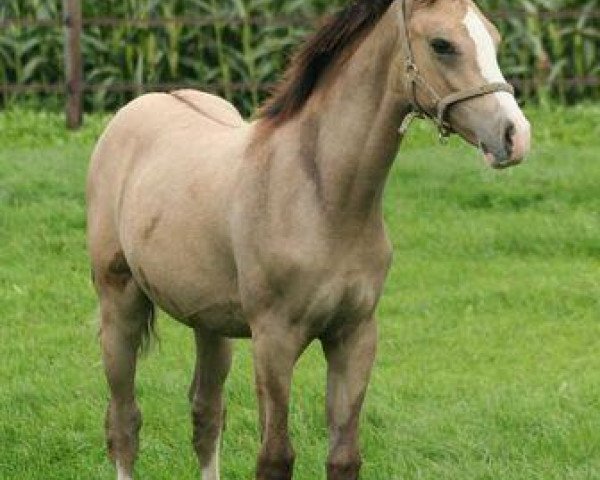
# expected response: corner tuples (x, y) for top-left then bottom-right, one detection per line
(1, 6), (599, 128)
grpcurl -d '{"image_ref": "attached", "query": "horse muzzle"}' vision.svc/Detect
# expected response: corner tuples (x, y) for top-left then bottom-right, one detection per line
(479, 115), (531, 169)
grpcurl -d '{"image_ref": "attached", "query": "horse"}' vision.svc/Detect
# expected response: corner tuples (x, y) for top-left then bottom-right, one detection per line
(86, 0), (531, 479)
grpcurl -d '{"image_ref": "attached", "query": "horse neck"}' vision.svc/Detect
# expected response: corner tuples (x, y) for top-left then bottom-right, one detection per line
(293, 6), (410, 221)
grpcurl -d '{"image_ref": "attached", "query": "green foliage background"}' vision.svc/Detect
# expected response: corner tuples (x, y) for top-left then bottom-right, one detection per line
(0, 0), (598, 115)
(1, 104), (600, 479)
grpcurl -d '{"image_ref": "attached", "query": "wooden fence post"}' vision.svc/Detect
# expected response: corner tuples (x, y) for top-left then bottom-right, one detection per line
(64, 0), (82, 129)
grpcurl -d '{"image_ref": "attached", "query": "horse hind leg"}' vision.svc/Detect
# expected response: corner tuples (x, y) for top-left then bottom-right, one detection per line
(189, 329), (232, 480)
(94, 250), (155, 480)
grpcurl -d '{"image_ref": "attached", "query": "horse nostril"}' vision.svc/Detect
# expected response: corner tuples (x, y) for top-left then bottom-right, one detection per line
(504, 121), (515, 155)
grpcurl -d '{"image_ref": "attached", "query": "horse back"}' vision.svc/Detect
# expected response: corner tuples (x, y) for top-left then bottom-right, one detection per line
(87, 90), (248, 209)
(169, 89), (244, 128)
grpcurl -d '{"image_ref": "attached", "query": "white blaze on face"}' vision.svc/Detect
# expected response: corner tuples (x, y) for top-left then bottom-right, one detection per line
(462, 7), (531, 160)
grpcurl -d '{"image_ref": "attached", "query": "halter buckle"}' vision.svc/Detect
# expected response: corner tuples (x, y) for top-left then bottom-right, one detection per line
(405, 61), (419, 78)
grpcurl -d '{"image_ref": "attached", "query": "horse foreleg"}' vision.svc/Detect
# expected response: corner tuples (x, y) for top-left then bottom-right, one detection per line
(322, 318), (377, 480)
(251, 322), (307, 480)
(190, 329), (232, 480)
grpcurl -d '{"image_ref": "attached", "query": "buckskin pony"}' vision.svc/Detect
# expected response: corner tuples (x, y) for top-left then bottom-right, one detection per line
(86, 0), (531, 479)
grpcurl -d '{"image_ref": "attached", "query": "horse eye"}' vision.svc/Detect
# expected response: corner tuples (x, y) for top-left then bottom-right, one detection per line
(430, 38), (457, 56)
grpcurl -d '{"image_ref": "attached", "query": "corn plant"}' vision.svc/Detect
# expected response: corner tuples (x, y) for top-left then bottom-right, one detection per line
(0, 0), (598, 114)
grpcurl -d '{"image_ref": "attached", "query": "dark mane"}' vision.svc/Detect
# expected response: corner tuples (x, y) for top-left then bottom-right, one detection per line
(259, 0), (395, 124)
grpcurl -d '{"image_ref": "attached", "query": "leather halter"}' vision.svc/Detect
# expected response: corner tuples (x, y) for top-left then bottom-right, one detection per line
(397, 0), (515, 140)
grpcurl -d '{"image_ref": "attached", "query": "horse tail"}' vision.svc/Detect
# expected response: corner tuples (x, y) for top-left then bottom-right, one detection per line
(139, 301), (158, 355)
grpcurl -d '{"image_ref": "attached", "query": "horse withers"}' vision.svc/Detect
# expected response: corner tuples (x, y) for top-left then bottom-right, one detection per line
(87, 1), (530, 479)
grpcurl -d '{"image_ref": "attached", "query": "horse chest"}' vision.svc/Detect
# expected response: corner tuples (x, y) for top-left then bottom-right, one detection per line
(307, 271), (382, 329)
(254, 241), (390, 333)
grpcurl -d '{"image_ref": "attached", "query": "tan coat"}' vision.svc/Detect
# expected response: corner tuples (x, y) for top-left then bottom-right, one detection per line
(87, 1), (530, 479)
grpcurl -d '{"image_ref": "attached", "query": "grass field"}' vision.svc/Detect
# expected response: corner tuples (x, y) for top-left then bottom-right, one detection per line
(1, 104), (599, 479)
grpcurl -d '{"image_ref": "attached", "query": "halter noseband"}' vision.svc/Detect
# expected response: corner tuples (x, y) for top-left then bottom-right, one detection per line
(397, 0), (515, 141)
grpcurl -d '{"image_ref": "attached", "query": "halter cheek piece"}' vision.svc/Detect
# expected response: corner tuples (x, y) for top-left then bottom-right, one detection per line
(397, 0), (515, 141)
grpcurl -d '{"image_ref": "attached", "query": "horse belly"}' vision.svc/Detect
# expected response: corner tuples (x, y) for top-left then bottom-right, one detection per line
(117, 143), (250, 336)
(156, 280), (248, 337)
(123, 206), (250, 336)
(184, 300), (249, 337)
(129, 247), (249, 337)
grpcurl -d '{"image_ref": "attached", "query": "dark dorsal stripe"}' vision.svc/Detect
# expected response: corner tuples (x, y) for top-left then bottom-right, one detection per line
(259, 0), (395, 125)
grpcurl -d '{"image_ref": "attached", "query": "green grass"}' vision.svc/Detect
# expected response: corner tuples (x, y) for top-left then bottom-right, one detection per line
(1, 104), (599, 479)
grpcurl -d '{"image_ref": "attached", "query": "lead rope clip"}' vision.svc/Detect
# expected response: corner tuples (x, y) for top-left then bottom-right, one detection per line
(398, 110), (420, 137)
(438, 125), (451, 144)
